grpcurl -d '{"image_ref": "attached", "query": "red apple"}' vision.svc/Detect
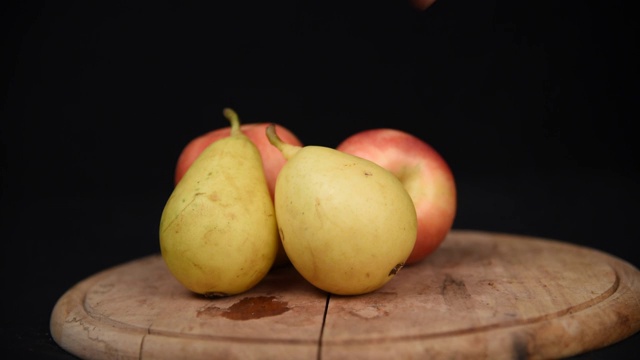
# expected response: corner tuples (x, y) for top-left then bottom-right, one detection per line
(409, 0), (437, 11)
(336, 128), (457, 265)
(174, 120), (303, 268)
(175, 123), (303, 200)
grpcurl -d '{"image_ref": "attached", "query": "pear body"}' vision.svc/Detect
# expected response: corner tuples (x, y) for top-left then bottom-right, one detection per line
(159, 123), (278, 297)
(275, 146), (417, 295)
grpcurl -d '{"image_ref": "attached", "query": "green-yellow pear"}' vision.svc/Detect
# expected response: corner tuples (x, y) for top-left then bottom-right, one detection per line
(266, 124), (418, 296)
(159, 108), (279, 297)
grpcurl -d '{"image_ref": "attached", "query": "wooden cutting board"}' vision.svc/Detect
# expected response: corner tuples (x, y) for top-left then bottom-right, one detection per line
(50, 230), (640, 359)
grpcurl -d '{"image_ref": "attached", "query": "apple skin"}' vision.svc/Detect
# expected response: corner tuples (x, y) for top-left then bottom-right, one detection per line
(409, 0), (437, 11)
(336, 128), (457, 265)
(175, 123), (303, 200)
(174, 123), (303, 268)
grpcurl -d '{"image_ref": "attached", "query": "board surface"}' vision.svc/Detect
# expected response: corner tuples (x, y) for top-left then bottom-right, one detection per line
(50, 230), (640, 359)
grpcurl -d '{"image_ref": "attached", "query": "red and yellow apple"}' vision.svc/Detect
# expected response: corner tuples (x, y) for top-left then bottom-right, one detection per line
(336, 128), (456, 265)
(409, 0), (437, 11)
(175, 123), (303, 199)
(174, 122), (303, 267)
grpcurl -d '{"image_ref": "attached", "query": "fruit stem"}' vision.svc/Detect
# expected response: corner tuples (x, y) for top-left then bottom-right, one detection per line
(266, 124), (300, 159)
(222, 108), (241, 136)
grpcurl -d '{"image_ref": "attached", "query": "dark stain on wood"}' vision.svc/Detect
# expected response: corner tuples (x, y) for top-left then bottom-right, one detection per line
(441, 273), (471, 306)
(198, 296), (290, 320)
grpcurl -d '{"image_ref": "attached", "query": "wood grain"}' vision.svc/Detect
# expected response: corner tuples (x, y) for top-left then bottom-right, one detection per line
(50, 230), (640, 359)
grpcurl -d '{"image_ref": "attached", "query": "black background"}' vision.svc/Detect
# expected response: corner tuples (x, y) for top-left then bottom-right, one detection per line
(1, 1), (639, 358)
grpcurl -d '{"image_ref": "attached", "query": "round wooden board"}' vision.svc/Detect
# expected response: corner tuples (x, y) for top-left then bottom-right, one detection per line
(50, 230), (640, 359)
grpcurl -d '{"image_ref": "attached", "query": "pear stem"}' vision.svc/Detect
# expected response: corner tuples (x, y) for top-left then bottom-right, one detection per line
(222, 108), (241, 136)
(266, 124), (300, 160)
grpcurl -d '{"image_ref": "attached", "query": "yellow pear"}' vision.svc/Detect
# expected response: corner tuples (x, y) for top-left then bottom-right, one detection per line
(159, 108), (278, 297)
(266, 125), (417, 295)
